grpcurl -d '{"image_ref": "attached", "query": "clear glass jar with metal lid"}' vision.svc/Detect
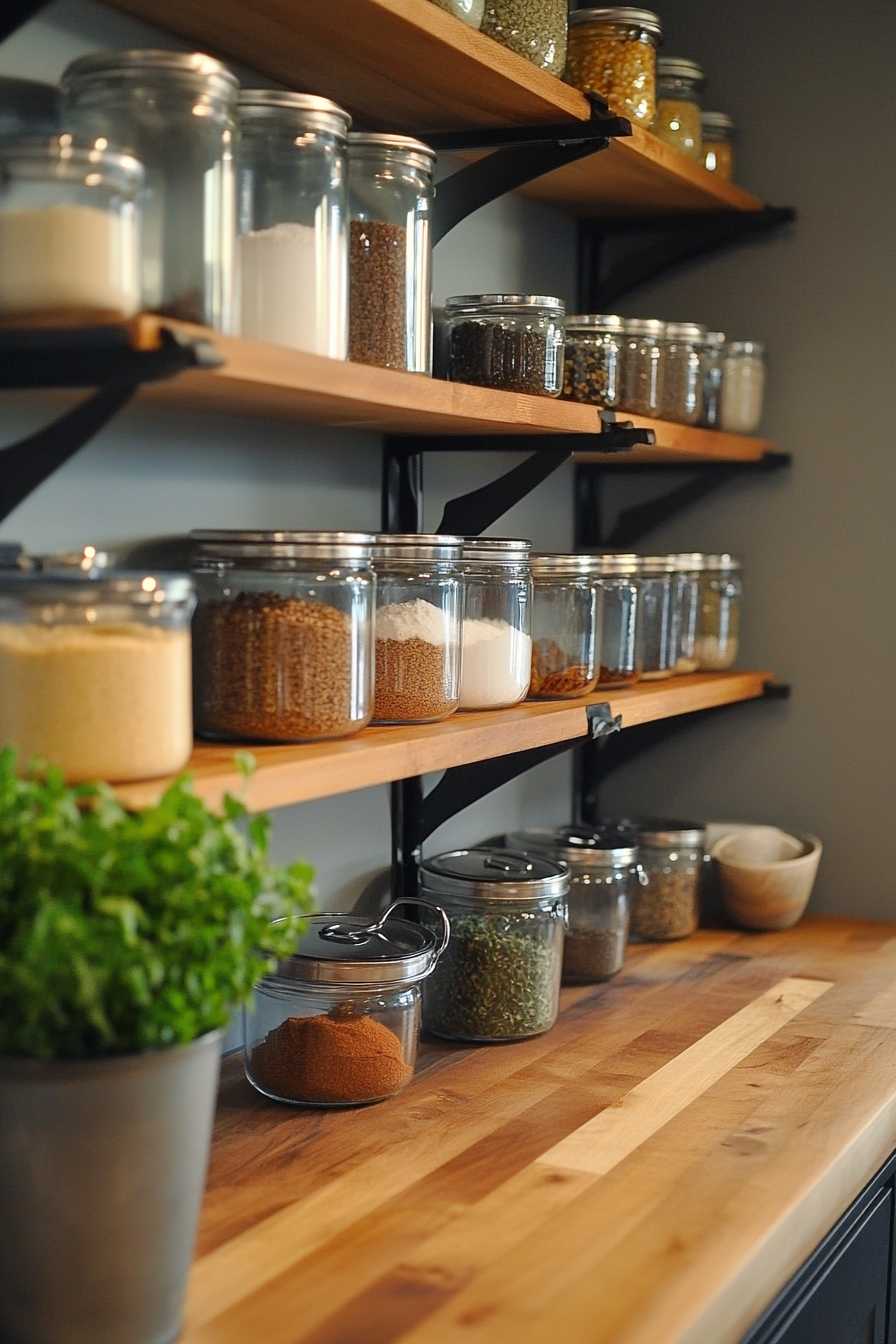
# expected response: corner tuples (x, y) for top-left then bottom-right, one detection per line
(585, 553), (643, 687)
(459, 537), (532, 710)
(696, 554), (742, 671)
(428, 0), (484, 27)
(190, 530), (375, 742)
(629, 818), (705, 940)
(661, 321), (706, 424)
(0, 77), (59, 139)
(372, 534), (463, 724)
(237, 92), (350, 357)
(721, 340), (766, 433)
(620, 318), (666, 416)
(0, 570), (194, 783)
(698, 331), (725, 429)
(481, 0), (567, 75)
(529, 554), (602, 699)
(562, 314), (624, 405)
(446, 295), (565, 397)
(61, 50), (239, 330)
(554, 825), (642, 982)
(702, 111), (736, 179)
(245, 902), (449, 1106)
(348, 133), (434, 373)
(637, 555), (677, 680)
(420, 849), (568, 1041)
(672, 552), (704, 674)
(653, 57), (705, 160)
(565, 8), (662, 126)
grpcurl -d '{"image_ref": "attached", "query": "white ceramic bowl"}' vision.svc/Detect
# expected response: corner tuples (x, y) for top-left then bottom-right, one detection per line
(711, 831), (822, 931)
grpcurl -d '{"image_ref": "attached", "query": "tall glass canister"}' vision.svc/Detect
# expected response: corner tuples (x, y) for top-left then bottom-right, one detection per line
(237, 92), (350, 357)
(459, 538), (531, 709)
(348, 133), (434, 373)
(61, 50), (239, 331)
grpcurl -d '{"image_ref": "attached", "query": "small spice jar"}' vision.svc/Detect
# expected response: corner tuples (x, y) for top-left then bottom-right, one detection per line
(420, 849), (568, 1041)
(696, 554), (742, 671)
(459, 538), (532, 710)
(585, 553), (643, 688)
(671, 552), (705, 674)
(554, 825), (642, 982)
(428, 0), (484, 26)
(562, 314), (624, 405)
(0, 570), (194, 783)
(237, 92), (351, 357)
(61, 50), (239, 330)
(661, 321), (706, 425)
(348, 133), (434, 373)
(0, 141), (142, 324)
(481, 0), (567, 75)
(529, 553), (602, 699)
(371, 534), (463, 724)
(636, 555), (677, 680)
(190, 530), (375, 742)
(446, 294), (565, 397)
(245, 904), (449, 1107)
(620, 318), (666, 416)
(565, 8), (662, 127)
(653, 57), (705, 160)
(630, 819), (705, 940)
(721, 340), (766, 433)
(701, 111), (736, 180)
(698, 330), (725, 429)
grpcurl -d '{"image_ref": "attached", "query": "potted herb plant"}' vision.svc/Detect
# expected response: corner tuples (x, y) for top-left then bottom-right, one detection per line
(0, 750), (313, 1344)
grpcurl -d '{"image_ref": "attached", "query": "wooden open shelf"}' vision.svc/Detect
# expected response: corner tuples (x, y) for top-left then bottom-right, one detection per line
(115, 671), (774, 813)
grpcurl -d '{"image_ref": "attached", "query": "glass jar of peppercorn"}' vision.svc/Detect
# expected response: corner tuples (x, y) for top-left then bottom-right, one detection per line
(445, 294), (566, 397)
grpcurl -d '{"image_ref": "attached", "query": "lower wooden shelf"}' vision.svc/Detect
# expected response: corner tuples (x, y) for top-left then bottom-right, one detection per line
(115, 671), (774, 813)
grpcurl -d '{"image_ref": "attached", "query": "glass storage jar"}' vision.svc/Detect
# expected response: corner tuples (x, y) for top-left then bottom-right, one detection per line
(529, 554), (602, 698)
(237, 92), (350, 357)
(636, 555), (677, 680)
(348, 133), (434, 373)
(0, 570), (194, 783)
(586, 553), (643, 688)
(190, 530), (375, 742)
(620, 317), (666, 416)
(481, 0), (567, 75)
(554, 825), (641, 982)
(698, 330), (725, 429)
(459, 537), (532, 709)
(696, 553), (742, 671)
(565, 8), (662, 127)
(61, 50), (239, 331)
(446, 294), (565, 397)
(562, 313), (624, 405)
(0, 77), (59, 139)
(371, 534), (463, 724)
(653, 57), (704, 160)
(0, 142), (142, 323)
(661, 321), (706, 424)
(428, 0), (484, 27)
(701, 111), (736, 180)
(420, 849), (568, 1041)
(672, 552), (705, 674)
(630, 819), (704, 940)
(245, 904), (449, 1106)
(721, 340), (766, 433)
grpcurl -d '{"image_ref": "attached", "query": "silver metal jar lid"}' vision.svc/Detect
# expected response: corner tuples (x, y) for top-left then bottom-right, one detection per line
(566, 314), (625, 331)
(238, 90), (351, 136)
(702, 110), (736, 134)
(727, 340), (765, 356)
(635, 818), (706, 847)
(530, 553), (600, 577)
(263, 907), (447, 987)
(569, 8), (663, 41)
(420, 848), (569, 902)
(62, 49), (239, 97)
(190, 529), (376, 563)
(0, 570), (194, 604)
(702, 553), (742, 571)
(348, 131), (435, 170)
(554, 825), (638, 869)
(582, 552), (640, 576)
(624, 317), (667, 336)
(461, 537), (531, 563)
(657, 56), (705, 85)
(445, 294), (564, 313)
(665, 322), (707, 341)
(373, 534), (464, 562)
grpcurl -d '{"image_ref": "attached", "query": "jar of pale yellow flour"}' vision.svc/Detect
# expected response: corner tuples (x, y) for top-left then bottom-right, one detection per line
(0, 571), (194, 783)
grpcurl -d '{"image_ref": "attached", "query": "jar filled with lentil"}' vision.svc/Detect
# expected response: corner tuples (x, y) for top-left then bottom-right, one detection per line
(529, 554), (603, 699)
(246, 904), (448, 1107)
(481, 0), (567, 75)
(672, 552), (705, 674)
(636, 555), (677, 680)
(459, 538), (532, 710)
(701, 110), (736, 180)
(698, 330), (725, 429)
(348, 133), (434, 373)
(191, 530), (375, 742)
(721, 340), (766, 433)
(565, 7), (662, 127)
(584, 553), (643, 688)
(630, 819), (704, 940)
(696, 554), (742, 671)
(420, 849), (568, 1041)
(653, 57), (705, 160)
(620, 317), (666, 416)
(446, 294), (565, 397)
(371, 534), (463, 724)
(661, 321), (706, 424)
(562, 314), (624, 405)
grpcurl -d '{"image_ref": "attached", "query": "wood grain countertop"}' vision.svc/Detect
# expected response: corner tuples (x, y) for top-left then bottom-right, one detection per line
(184, 916), (896, 1344)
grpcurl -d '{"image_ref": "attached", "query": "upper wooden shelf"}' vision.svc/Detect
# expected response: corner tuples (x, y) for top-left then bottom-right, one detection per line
(115, 671), (774, 813)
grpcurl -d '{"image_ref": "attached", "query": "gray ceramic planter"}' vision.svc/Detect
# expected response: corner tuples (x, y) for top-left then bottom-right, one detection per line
(0, 1031), (221, 1344)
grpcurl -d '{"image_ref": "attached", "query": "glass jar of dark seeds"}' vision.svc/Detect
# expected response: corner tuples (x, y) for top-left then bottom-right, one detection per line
(420, 848), (568, 1042)
(562, 314), (624, 405)
(446, 295), (565, 397)
(630, 820), (705, 940)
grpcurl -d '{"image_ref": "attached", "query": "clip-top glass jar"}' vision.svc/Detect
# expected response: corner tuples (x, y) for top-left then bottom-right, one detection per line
(529, 554), (602, 699)
(348, 133), (434, 373)
(562, 314), (624, 405)
(565, 8), (662, 126)
(420, 849), (568, 1041)
(662, 322), (706, 425)
(621, 317), (666, 416)
(630, 819), (705, 940)
(721, 340), (766, 433)
(237, 92), (350, 357)
(701, 111), (736, 180)
(446, 294), (565, 397)
(190, 530), (375, 742)
(371, 534), (463, 724)
(459, 538), (531, 709)
(653, 57), (704, 160)
(61, 50), (238, 330)
(585, 553), (643, 687)
(637, 555), (677, 680)
(698, 331), (725, 429)
(0, 570), (194, 783)
(482, 0), (567, 75)
(246, 903), (449, 1107)
(696, 554), (742, 671)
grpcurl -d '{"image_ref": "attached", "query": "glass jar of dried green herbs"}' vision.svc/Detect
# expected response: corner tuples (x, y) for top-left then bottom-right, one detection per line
(420, 848), (568, 1042)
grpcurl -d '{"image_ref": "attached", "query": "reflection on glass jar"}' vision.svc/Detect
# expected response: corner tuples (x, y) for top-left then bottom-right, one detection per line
(630, 820), (705, 940)
(459, 538), (532, 709)
(620, 317), (666, 416)
(696, 554), (742, 671)
(562, 314), (624, 405)
(529, 554), (602, 698)
(701, 110), (736, 180)
(653, 57), (705, 160)
(565, 9), (661, 126)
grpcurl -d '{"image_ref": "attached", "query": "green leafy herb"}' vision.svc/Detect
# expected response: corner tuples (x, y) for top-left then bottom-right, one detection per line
(0, 748), (314, 1060)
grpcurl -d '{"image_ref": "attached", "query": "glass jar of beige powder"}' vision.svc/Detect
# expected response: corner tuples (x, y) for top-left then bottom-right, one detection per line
(0, 571), (194, 783)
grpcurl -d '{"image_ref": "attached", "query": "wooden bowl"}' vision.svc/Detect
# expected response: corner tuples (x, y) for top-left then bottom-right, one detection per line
(711, 832), (822, 931)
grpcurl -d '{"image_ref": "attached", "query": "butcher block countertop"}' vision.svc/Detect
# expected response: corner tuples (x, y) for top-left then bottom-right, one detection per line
(185, 916), (896, 1344)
